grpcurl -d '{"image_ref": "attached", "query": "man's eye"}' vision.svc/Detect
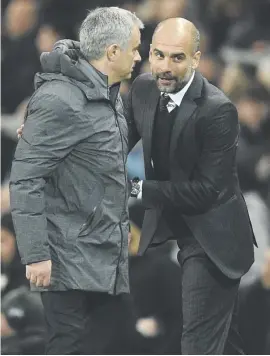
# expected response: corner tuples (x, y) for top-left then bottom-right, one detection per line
(155, 52), (163, 58)
(176, 55), (186, 62)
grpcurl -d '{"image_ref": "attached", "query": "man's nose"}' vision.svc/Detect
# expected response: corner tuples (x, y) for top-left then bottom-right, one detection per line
(159, 58), (171, 72)
(135, 51), (141, 62)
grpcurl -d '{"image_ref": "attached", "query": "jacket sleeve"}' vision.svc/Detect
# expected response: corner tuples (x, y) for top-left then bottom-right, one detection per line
(141, 104), (239, 214)
(9, 94), (87, 265)
(125, 80), (141, 153)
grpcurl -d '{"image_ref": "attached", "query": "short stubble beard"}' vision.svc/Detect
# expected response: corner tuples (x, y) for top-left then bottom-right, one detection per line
(153, 66), (193, 93)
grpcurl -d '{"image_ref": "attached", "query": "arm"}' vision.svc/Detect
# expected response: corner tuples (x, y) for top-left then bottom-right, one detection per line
(142, 104), (239, 215)
(125, 81), (141, 153)
(9, 94), (88, 265)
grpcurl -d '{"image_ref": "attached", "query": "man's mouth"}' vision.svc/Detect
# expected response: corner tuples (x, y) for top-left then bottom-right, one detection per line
(158, 77), (175, 85)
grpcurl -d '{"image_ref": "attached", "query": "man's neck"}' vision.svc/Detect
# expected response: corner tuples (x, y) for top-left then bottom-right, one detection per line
(176, 70), (195, 94)
(90, 59), (119, 86)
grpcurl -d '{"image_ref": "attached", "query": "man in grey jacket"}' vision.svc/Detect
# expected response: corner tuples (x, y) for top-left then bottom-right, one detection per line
(9, 7), (143, 354)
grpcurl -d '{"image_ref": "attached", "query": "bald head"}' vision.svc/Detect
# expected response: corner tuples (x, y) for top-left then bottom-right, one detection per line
(153, 18), (200, 54)
(149, 17), (201, 93)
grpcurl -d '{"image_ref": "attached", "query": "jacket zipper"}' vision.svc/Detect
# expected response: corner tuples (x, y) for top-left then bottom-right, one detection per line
(111, 101), (128, 294)
(114, 222), (124, 294)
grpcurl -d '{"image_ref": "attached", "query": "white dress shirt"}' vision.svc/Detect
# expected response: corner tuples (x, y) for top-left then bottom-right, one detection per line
(163, 70), (195, 112)
(137, 71), (195, 199)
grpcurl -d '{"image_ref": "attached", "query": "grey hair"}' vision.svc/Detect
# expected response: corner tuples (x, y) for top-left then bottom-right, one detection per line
(79, 7), (144, 61)
(193, 29), (200, 53)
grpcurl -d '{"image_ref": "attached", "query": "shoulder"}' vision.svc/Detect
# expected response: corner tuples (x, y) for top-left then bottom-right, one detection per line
(131, 73), (156, 92)
(31, 79), (86, 114)
(201, 77), (236, 113)
(25, 80), (87, 130)
(195, 76), (239, 134)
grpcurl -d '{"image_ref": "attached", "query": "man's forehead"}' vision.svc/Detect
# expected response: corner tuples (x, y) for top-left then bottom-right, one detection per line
(133, 36), (141, 47)
(132, 26), (141, 41)
(133, 25), (141, 36)
(153, 28), (192, 47)
(152, 42), (187, 55)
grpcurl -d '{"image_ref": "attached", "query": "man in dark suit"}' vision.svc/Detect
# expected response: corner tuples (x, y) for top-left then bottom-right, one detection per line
(128, 18), (257, 354)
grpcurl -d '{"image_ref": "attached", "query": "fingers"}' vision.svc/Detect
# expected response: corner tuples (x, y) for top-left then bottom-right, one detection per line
(28, 273), (51, 287)
(36, 276), (44, 287)
(17, 130), (22, 138)
(17, 124), (24, 139)
(26, 268), (51, 288)
(26, 268), (31, 281)
(43, 275), (51, 287)
(36, 276), (50, 287)
(37, 274), (51, 288)
(30, 275), (38, 285)
(26, 270), (37, 285)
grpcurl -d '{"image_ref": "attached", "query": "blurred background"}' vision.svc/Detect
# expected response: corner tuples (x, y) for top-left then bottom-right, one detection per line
(1, 0), (270, 354)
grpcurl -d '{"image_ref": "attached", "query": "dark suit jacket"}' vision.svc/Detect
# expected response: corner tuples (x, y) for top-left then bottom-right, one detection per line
(127, 71), (256, 279)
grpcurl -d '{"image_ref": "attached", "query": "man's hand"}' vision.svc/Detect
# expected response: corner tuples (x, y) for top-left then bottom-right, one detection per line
(261, 249), (270, 289)
(26, 260), (52, 288)
(130, 177), (142, 198)
(16, 124), (24, 139)
(136, 317), (161, 338)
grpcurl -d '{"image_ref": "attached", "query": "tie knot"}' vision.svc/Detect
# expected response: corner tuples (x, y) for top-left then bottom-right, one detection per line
(159, 94), (170, 112)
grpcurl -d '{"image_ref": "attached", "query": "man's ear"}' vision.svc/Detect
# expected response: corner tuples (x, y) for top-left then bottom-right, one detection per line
(107, 44), (121, 62)
(149, 44), (153, 62)
(192, 51), (201, 70)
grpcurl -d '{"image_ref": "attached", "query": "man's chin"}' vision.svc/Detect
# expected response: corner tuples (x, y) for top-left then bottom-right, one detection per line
(124, 72), (132, 80)
(155, 77), (179, 92)
(156, 83), (176, 93)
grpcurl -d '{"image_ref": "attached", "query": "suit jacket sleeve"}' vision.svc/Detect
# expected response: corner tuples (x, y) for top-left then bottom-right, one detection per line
(9, 94), (88, 265)
(125, 80), (141, 153)
(142, 103), (239, 215)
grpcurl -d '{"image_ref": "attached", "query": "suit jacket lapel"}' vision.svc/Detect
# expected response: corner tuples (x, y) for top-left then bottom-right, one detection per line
(142, 83), (160, 178)
(169, 98), (197, 162)
(169, 71), (203, 170)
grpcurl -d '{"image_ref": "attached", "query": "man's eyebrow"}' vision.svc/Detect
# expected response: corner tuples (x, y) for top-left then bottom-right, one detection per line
(171, 52), (186, 58)
(153, 48), (164, 55)
(134, 43), (141, 50)
(153, 48), (186, 58)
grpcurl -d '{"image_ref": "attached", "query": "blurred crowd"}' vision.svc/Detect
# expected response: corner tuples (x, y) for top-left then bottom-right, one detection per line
(1, 0), (270, 354)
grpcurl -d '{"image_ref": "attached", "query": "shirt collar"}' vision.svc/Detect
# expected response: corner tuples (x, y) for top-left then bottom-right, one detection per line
(162, 71), (195, 106)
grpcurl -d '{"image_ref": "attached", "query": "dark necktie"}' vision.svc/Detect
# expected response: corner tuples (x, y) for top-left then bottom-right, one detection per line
(159, 94), (170, 112)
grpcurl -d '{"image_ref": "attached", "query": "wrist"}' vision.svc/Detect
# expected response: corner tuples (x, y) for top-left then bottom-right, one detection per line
(131, 177), (141, 198)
